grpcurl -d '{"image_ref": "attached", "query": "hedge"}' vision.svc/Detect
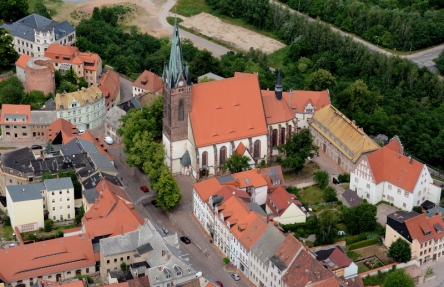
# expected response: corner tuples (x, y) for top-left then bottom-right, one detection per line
(346, 232), (370, 245)
(348, 238), (379, 251)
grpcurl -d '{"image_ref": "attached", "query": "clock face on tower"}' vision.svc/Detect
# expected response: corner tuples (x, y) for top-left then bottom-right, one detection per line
(178, 81), (184, 87)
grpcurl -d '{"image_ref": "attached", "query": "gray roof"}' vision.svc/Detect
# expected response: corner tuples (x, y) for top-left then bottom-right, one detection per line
(31, 153), (92, 177)
(425, 206), (444, 218)
(45, 98), (55, 111)
(31, 111), (57, 125)
(89, 153), (117, 174)
(341, 189), (363, 207)
(250, 225), (285, 265)
(82, 188), (99, 204)
(100, 221), (163, 257)
(6, 182), (45, 202)
(44, 177), (73, 191)
(216, 175), (235, 184)
(105, 106), (126, 130)
(1, 14), (75, 43)
(387, 211), (419, 223)
(61, 138), (83, 156)
(180, 150), (191, 166)
(247, 202), (266, 216)
(1, 147), (35, 173)
(78, 138), (99, 154)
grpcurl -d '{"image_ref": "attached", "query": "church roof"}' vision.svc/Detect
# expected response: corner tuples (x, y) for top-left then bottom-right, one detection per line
(190, 73), (268, 147)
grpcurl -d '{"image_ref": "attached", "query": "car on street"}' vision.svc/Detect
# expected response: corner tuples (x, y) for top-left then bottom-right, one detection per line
(215, 281), (224, 287)
(151, 200), (158, 206)
(140, 186), (149, 192)
(31, 145), (42, 150)
(104, 136), (114, 145)
(9, 243), (15, 247)
(231, 273), (240, 281)
(78, 129), (85, 135)
(180, 236), (191, 244)
(162, 227), (169, 235)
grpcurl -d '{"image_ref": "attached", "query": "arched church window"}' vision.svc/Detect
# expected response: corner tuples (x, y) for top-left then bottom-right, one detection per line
(178, 99), (184, 121)
(202, 152), (208, 167)
(254, 140), (261, 159)
(280, 128), (286, 145)
(272, 129), (278, 148)
(220, 147), (227, 165)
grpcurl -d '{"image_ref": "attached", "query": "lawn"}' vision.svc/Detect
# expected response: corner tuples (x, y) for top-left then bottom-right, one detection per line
(298, 185), (324, 206)
(283, 161), (320, 182)
(267, 47), (288, 69)
(357, 262), (370, 274)
(21, 223), (77, 242)
(0, 225), (14, 241)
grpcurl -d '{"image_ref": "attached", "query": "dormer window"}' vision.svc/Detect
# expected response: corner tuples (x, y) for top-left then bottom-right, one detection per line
(174, 265), (182, 276)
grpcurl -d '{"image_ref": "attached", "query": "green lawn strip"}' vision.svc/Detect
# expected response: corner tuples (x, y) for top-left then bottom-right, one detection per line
(267, 47), (288, 70)
(0, 226), (14, 241)
(357, 262), (370, 274)
(298, 185), (324, 206)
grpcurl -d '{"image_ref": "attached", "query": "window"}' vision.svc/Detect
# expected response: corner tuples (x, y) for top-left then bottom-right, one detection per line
(403, 203), (406, 208)
(86, 268), (89, 273)
(59, 191), (62, 195)
(398, 189), (401, 194)
(127, 256), (130, 260)
(272, 129), (278, 148)
(121, 257), (123, 262)
(52, 199), (55, 204)
(114, 259), (117, 263)
(366, 194), (370, 199)
(254, 140), (261, 159)
(52, 207), (55, 211)
(67, 205), (70, 209)
(220, 146), (227, 165)
(60, 215), (63, 220)
(22, 133), (27, 136)
(52, 192), (54, 195)
(67, 197), (70, 201)
(60, 206), (63, 210)
(68, 214), (71, 219)
(280, 128), (286, 145)
(202, 151), (208, 167)
(366, 184), (370, 189)
(22, 126), (26, 129)
(178, 99), (184, 121)
(53, 216), (56, 220)
(59, 198), (62, 202)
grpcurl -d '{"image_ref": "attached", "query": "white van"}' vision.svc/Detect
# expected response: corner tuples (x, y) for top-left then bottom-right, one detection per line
(78, 129), (85, 135)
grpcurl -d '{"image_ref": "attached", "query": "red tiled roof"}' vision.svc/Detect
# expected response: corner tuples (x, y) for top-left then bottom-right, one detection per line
(0, 235), (95, 282)
(235, 142), (247, 155)
(261, 90), (295, 124)
(261, 166), (285, 191)
(78, 52), (100, 71)
(367, 138), (424, 192)
(193, 178), (223, 202)
(266, 186), (302, 216)
(79, 131), (114, 161)
(99, 69), (120, 106)
(0, 104), (31, 125)
(45, 118), (78, 143)
(45, 44), (100, 70)
(190, 74), (268, 147)
(15, 54), (32, 69)
(230, 168), (268, 188)
(274, 234), (303, 267)
(405, 213), (444, 243)
(281, 90), (330, 113)
(328, 247), (352, 268)
(62, 226), (81, 234)
(133, 70), (162, 92)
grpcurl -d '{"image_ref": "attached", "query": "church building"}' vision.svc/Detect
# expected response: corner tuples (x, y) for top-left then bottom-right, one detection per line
(162, 18), (330, 180)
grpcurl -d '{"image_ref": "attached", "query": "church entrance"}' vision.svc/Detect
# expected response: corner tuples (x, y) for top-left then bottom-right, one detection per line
(199, 168), (208, 179)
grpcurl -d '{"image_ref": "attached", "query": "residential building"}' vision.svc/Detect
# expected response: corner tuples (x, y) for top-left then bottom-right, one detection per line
(0, 234), (95, 287)
(98, 69), (121, 111)
(55, 85), (105, 130)
(30, 110), (57, 138)
(266, 186), (308, 224)
(45, 44), (102, 86)
(385, 211), (444, 265)
(44, 177), (75, 221)
(313, 247), (358, 279)
(350, 136), (441, 210)
(46, 118), (79, 144)
(1, 14), (76, 57)
(308, 104), (380, 172)
(105, 106), (126, 144)
(132, 70), (162, 97)
(15, 54), (32, 83)
(60, 130), (114, 162)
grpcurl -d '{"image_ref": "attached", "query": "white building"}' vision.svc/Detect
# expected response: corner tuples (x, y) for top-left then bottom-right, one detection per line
(351, 136), (441, 211)
(55, 85), (106, 130)
(132, 70), (162, 97)
(1, 14), (76, 57)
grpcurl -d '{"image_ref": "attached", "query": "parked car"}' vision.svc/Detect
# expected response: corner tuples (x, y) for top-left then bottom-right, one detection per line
(180, 236), (191, 244)
(231, 273), (240, 281)
(9, 243), (15, 247)
(140, 186), (149, 193)
(104, 136), (114, 145)
(31, 145), (42, 150)
(78, 129), (85, 135)
(215, 281), (224, 287)
(162, 227), (169, 235)
(332, 177), (340, 184)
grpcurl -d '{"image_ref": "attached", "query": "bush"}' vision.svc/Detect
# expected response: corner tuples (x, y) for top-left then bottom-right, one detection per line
(412, 206), (423, 213)
(338, 173), (350, 183)
(314, 170), (329, 189)
(346, 232), (371, 245)
(223, 257), (230, 264)
(56, 230), (64, 238)
(323, 186), (338, 202)
(348, 238), (379, 250)
(3, 216), (11, 226)
(388, 238), (411, 263)
(346, 250), (360, 260)
(73, 275), (93, 284)
(121, 262), (127, 271)
(44, 219), (54, 232)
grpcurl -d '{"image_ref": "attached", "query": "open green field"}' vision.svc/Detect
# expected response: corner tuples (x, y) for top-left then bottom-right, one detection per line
(298, 185), (324, 205)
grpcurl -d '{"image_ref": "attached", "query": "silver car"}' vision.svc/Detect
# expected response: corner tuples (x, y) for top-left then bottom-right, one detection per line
(162, 227), (169, 235)
(231, 273), (240, 281)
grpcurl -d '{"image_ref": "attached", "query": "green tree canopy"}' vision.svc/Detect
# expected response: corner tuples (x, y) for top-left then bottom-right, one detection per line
(34, 3), (51, 19)
(314, 170), (329, 189)
(388, 238), (412, 263)
(0, 28), (18, 69)
(154, 167), (182, 212)
(315, 210), (338, 245)
(224, 153), (251, 173)
(277, 129), (319, 173)
(323, 186), (338, 202)
(304, 69), (336, 91)
(0, 76), (24, 106)
(0, 0), (29, 22)
(384, 269), (414, 287)
(342, 203), (377, 234)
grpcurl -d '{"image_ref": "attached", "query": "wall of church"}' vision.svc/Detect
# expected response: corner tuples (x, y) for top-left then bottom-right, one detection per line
(268, 120), (296, 156)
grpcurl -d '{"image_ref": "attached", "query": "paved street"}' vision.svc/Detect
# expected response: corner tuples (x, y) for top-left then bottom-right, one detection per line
(0, 136), (46, 153)
(418, 260), (444, 287)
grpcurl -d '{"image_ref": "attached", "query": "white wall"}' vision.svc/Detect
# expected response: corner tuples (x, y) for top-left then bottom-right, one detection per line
(344, 262), (358, 279)
(277, 204), (306, 224)
(230, 236), (249, 276)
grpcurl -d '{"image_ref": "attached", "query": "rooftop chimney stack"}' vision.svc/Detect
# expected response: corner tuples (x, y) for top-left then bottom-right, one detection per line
(275, 69), (283, 101)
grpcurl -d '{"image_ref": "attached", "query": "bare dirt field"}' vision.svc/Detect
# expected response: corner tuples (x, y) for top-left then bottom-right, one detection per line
(180, 13), (285, 54)
(354, 245), (394, 265)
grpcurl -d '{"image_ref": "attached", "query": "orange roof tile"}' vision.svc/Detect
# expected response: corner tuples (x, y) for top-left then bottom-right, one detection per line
(193, 178), (223, 202)
(281, 90), (330, 113)
(261, 166), (285, 191)
(190, 74), (268, 147)
(367, 139), (423, 192)
(405, 213), (444, 243)
(15, 54), (32, 69)
(78, 52), (100, 70)
(267, 186), (302, 216)
(45, 118), (78, 143)
(0, 104), (31, 125)
(261, 90), (295, 124)
(231, 169), (268, 188)
(0, 235), (95, 282)
(133, 70), (162, 92)
(99, 69), (120, 106)
(328, 247), (352, 268)
(45, 44), (79, 62)
(274, 234), (303, 267)
(79, 131), (114, 161)
(235, 142), (247, 155)
(62, 226), (81, 234)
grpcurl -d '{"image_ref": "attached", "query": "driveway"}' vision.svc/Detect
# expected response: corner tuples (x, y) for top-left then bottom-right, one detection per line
(376, 204), (398, 226)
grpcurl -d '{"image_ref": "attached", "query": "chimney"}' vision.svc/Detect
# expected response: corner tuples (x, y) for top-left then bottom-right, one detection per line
(409, 156), (413, 165)
(162, 249), (166, 256)
(289, 89), (293, 108)
(275, 69), (283, 100)
(120, 224), (124, 235)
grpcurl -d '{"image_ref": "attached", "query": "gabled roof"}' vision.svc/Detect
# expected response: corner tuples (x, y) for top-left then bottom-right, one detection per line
(190, 73), (268, 147)
(261, 166), (285, 191)
(55, 85), (103, 110)
(327, 247), (352, 268)
(99, 69), (120, 106)
(270, 234), (303, 271)
(45, 118), (78, 143)
(309, 104), (379, 163)
(341, 189), (363, 207)
(193, 178), (222, 202)
(261, 90), (295, 124)
(15, 54), (32, 69)
(235, 142), (247, 155)
(45, 44), (101, 70)
(105, 105), (126, 130)
(404, 213), (444, 243)
(0, 104), (31, 125)
(281, 90), (330, 113)
(230, 168), (268, 188)
(133, 70), (162, 92)
(266, 186), (303, 216)
(30, 111), (57, 125)
(250, 224), (285, 265)
(367, 138), (424, 192)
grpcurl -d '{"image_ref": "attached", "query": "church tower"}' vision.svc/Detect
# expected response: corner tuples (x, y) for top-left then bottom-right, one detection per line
(162, 16), (191, 143)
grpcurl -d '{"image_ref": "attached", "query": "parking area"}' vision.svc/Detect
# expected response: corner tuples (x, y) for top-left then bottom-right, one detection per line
(377, 204), (398, 226)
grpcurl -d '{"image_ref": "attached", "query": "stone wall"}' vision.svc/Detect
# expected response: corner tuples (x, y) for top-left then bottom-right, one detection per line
(25, 57), (55, 95)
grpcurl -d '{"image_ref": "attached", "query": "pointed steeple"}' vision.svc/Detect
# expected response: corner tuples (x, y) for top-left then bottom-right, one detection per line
(275, 69), (283, 100)
(163, 15), (189, 89)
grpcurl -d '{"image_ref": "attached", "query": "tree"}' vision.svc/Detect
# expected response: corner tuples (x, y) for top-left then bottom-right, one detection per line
(342, 203), (377, 234)
(34, 3), (51, 19)
(3, 216), (11, 226)
(384, 269), (414, 287)
(0, 76), (24, 106)
(75, 205), (85, 225)
(323, 186), (338, 202)
(304, 69), (336, 91)
(314, 170), (329, 189)
(435, 50), (444, 74)
(277, 129), (319, 173)
(45, 141), (54, 153)
(56, 81), (77, 94)
(0, 0), (29, 22)
(412, 206), (423, 213)
(0, 28), (18, 69)
(224, 153), (251, 173)
(223, 257), (230, 264)
(44, 219), (54, 232)
(91, 7), (102, 21)
(388, 238), (412, 263)
(315, 210), (338, 245)
(153, 168), (182, 212)
(120, 262), (127, 272)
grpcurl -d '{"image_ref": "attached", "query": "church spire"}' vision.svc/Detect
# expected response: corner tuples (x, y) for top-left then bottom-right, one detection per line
(275, 69), (283, 100)
(163, 14), (188, 89)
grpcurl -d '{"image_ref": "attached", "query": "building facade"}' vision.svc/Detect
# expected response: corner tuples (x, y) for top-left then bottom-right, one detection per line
(1, 14), (76, 57)
(132, 70), (162, 97)
(105, 106), (126, 145)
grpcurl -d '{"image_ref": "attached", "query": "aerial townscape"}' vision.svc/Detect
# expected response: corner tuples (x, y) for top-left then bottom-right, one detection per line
(1, 0), (444, 287)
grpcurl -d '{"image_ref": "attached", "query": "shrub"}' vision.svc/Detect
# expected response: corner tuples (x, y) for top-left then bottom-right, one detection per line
(73, 275), (93, 284)
(338, 173), (350, 182)
(346, 232), (370, 245)
(223, 257), (230, 264)
(121, 262), (127, 272)
(314, 170), (329, 189)
(412, 206), (423, 213)
(348, 238), (379, 250)
(388, 238), (411, 263)
(3, 216), (11, 226)
(323, 186), (338, 202)
(346, 250), (360, 260)
(44, 219), (54, 232)
(56, 230), (64, 238)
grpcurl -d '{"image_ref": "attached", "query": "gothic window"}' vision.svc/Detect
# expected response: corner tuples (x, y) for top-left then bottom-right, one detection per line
(178, 99), (184, 121)
(202, 152), (208, 167)
(288, 125), (292, 138)
(254, 140), (261, 159)
(280, 128), (286, 145)
(272, 129), (278, 148)
(220, 147), (227, 165)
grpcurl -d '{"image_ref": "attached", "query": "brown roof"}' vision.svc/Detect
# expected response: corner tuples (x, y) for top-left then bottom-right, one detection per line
(366, 138), (423, 192)
(133, 70), (162, 92)
(328, 247), (352, 268)
(274, 234), (304, 267)
(0, 104), (31, 125)
(266, 186), (302, 216)
(99, 69), (120, 106)
(405, 213), (444, 243)
(193, 178), (223, 202)
(127, 275), (150, 287)
(45, 44), (101, 70)
(55, 86), (103, 110)
(0, 235), (95, 282)
(261, 90), (295, 124)
(343, 277), (365, 287)
(15, 54), (32, 69)
(261, 166), (285, 191)
(190, 73), (268, 147)
(45, 118), (79, 143)
(281, 90), (330, 113)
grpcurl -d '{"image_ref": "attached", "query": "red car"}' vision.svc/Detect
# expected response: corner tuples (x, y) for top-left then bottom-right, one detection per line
(140, 186), (149, 193)
(215, 281), (224, 287)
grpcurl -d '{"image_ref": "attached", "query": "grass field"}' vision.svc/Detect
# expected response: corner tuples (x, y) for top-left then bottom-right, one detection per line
(357, 262), (370, 274)
(283, 161), (320, 182)
(298, 185), (324, 205)
(267, 47), (288, 69)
